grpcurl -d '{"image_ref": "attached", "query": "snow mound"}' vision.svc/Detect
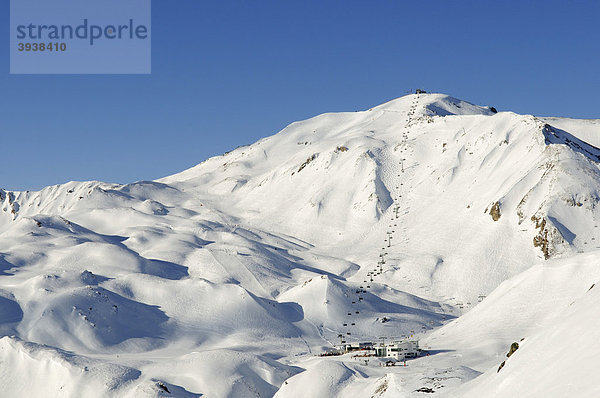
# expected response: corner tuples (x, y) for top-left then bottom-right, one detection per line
(0, 336), (141, 397)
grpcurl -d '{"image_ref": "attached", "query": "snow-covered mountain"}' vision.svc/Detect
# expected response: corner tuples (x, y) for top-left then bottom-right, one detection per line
(1, 93), (599, 397)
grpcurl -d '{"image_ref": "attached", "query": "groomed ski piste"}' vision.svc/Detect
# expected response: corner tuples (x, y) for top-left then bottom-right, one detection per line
(1, 92), (600, 397)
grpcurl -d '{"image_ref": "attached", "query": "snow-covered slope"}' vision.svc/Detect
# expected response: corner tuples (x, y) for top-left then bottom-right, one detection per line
(459, 280), (600, 398)
(439, 251), (600, 398)
(159, 93), (600, 301)
(1, 93), (600, 397)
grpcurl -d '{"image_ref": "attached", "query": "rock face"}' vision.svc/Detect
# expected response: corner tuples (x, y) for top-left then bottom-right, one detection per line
(489, 202), (501, 221)
(532, 216), (551, 259)
(507, 341), (520, 357)
(496, 340), (520, 372)
(495, 335), (521, 373)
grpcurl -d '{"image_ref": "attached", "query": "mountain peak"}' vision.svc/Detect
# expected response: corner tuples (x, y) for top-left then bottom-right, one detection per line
(373, 93), (495, 117)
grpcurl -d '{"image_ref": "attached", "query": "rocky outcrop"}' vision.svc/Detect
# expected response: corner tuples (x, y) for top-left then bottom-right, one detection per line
(489, 201), (501, 221)
(498, 341), (520, 372)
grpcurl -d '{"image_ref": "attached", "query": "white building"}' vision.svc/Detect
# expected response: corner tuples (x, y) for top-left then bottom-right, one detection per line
(374, 340), (420, 360)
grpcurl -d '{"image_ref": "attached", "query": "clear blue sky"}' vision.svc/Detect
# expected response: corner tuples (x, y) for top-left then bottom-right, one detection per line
(2, 0), (599, 190)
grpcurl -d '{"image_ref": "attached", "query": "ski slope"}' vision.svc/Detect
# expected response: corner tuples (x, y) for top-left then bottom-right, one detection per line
(0, 93), (599, 396)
